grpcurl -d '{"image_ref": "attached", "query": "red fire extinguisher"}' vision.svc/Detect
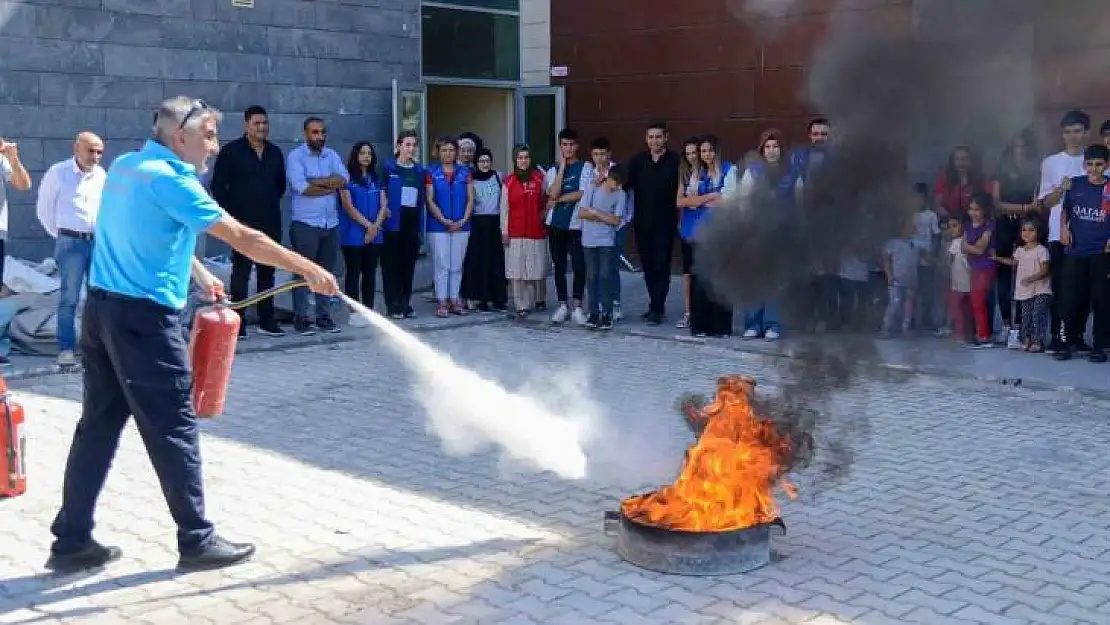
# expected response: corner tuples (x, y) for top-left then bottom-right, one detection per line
(189, 303), (241, 418)
(0, 374), (27, 499)
(188, 280), (306, 418)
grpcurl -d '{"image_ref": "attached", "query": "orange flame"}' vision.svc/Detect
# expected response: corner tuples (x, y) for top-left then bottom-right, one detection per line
(621, 375), (797, 532)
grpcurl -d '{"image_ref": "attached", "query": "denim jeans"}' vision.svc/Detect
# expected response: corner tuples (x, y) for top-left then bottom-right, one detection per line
(289, 221), (339, 321)
(609, 225), (628, 303)
(742, 302), (781, 334)
(55, 235), (93, 351)
(883, 285), (916, 333)
(583, 245), (614, 316)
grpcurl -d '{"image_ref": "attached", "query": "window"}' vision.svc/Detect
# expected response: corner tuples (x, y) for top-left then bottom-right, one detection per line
(421, 6), (520, 81)
(425, 0), (519, 10)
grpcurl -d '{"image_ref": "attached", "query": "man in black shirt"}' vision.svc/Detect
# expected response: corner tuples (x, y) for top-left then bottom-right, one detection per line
(209, 105), (287, 337)
(625, 120), (681, 325)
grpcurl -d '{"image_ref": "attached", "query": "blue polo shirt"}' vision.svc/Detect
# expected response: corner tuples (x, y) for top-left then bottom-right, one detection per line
(90, 139), (226, 310)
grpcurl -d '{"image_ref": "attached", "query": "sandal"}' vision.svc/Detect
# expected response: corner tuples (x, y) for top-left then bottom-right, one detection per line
(450, 303), (467, 316)
(515, 309), (530, 317)
(1029, 342), (1044, 353)
(436, 306), (450, 318)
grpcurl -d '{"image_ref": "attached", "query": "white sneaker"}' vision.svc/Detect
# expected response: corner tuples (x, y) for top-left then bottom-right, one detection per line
(742, 329), (760, 338)
(764, 328), (781, 340)
(571, 306), (588, 326)
(612, 302), (623, 321)
(57, 350), (76, 367)
(1006, 328), (1021, 349)
(551, 303), (569, 323)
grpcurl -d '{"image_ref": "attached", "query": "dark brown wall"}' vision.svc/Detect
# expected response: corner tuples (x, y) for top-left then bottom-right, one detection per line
(552, 0), (1110, 161)
(552, 0), (1110, 266)
(550, 0), (913, 161)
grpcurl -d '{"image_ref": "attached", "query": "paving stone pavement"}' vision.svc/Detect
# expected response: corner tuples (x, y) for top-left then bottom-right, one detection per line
(2, 323), (1110, 624)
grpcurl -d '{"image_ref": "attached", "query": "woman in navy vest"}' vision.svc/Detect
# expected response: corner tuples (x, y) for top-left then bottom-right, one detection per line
(338, 141), (386, 321)
(684, 135), (736, 338)
(425, 135), (475, 317)
(381, 130), (426, 319)
(739, 130), (789, 340)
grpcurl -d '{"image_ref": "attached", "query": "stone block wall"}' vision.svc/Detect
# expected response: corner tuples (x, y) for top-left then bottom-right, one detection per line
(0, 0), (421, 260)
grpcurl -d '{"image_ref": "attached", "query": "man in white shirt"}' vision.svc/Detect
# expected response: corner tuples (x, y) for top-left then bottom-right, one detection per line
(1035, 110), (1090, 353)
(36, 132), (106, 367)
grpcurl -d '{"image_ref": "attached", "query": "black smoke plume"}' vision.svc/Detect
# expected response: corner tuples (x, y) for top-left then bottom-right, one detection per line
(693, 0), (1057, 494)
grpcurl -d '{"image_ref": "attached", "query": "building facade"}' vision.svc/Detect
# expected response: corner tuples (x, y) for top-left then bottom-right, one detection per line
(0, 0), (560, 260)
(550, 0), (1110, 170)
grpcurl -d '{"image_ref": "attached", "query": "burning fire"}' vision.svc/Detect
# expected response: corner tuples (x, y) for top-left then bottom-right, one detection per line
(621, 375), (798, 532)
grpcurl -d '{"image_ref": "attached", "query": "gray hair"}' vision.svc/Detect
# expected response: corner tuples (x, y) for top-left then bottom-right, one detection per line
(152, 95), (223, 143)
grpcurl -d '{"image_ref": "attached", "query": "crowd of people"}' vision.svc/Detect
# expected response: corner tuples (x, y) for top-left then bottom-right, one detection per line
(4, 105), (1110, 367)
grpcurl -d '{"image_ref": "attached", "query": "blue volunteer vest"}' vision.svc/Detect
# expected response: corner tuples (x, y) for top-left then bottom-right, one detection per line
(382, 159), (425, 232)
(425, 164), (471, 234)
(338, 175), (384, 246)
(680, 161), (733, 240)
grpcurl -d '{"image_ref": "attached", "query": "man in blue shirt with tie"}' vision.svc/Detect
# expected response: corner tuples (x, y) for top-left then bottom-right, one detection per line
(46, 96), (339, 573)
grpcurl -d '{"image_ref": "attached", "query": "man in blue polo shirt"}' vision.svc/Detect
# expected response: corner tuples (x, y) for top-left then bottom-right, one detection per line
(46, 96), (339, 573)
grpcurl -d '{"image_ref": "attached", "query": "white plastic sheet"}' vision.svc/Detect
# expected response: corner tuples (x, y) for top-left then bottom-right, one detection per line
(2, 256), (60, 294)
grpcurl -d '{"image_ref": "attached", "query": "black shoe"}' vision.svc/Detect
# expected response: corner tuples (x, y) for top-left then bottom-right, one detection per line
(316, 317), (341, 333)
(534, 301), (547, 312)
(1046, 339), (1065, 354)
(645, 311), (663, 326)
(1054, 347), (1073, 361)
(599, 314), (614, 330)
(293, 317), (317, 336)
(1076, 341), (1092, 353)
(237, 324), (248, 340)
(1088, 350), (1107, 363)
(46, 540), (122, 572)
(403, 307), (417, 319)
(178, 536), (256, 572)
(492, 303), (508, 313)
(257, 321), (285, 337)
(585, 313), (599, 329)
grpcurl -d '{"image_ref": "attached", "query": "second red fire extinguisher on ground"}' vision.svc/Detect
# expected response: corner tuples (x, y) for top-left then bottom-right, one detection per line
(0, 374), (27, 499)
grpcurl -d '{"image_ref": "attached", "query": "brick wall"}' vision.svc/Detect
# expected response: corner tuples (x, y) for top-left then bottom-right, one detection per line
(0, 0), (421, 260)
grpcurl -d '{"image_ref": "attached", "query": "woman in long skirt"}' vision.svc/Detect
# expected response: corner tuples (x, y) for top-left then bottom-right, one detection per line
(460, 148), (508, 311)
(501, 145), (549, 315)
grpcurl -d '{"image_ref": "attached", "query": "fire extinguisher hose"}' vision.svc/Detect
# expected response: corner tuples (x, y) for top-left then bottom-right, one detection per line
(220, 279), (309, 311)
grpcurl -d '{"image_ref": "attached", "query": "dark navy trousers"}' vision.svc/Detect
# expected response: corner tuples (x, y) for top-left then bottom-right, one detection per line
(50, 289), (215, 556)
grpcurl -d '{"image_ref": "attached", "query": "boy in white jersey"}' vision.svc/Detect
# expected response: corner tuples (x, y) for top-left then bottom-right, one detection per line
(1035, 109), (1090, 353)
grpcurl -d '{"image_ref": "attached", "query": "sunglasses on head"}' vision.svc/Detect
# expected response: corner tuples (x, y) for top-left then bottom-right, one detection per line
(154, 99), (210, 129)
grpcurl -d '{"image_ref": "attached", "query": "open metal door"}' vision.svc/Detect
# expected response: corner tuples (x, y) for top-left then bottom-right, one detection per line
(516, 86), (565, 170)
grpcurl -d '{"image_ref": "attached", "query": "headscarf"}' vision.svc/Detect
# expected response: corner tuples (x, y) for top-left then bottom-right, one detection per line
(472, 147), (497, 181)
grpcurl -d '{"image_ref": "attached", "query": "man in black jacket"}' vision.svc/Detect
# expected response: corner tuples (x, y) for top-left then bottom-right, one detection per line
(209, 105), (287, 337)
(625, 120), (680, 325)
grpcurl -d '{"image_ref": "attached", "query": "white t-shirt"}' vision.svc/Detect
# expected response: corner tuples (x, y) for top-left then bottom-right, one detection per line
(948, 238), (971, 293)
(1038, 151), (1085, 242)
